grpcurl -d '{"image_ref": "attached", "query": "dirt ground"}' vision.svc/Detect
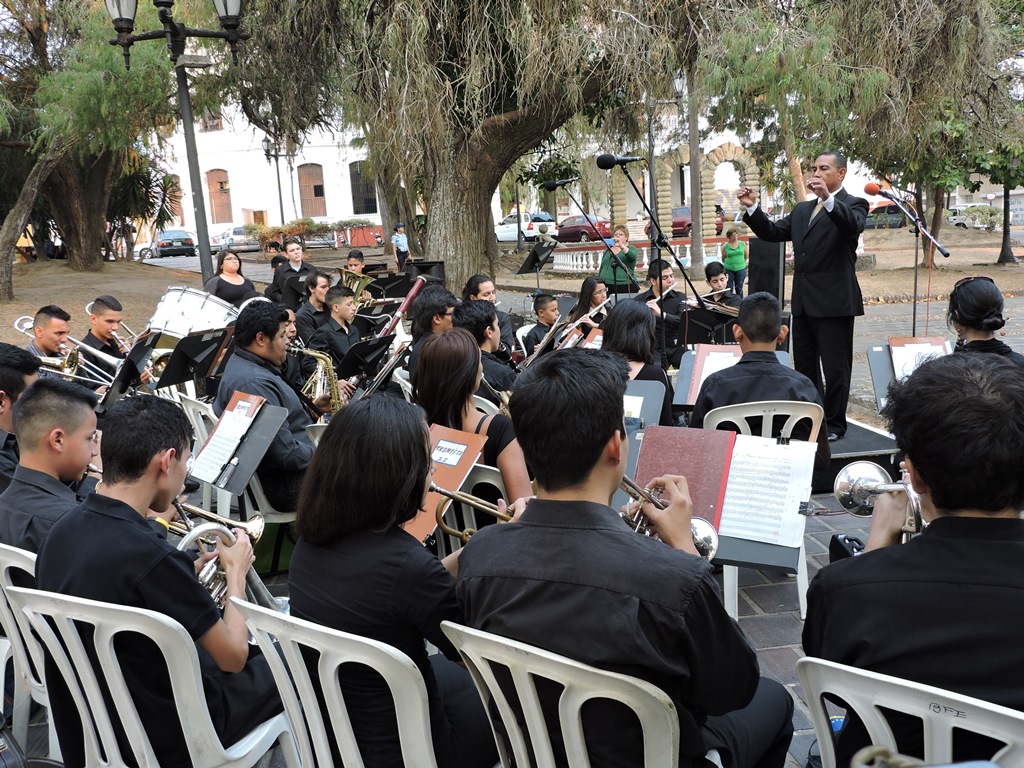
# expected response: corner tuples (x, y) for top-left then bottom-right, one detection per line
(0, 225), (1020, 349)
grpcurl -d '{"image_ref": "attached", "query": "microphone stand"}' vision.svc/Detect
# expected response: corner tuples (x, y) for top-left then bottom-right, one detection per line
(879, 188), (949, 336)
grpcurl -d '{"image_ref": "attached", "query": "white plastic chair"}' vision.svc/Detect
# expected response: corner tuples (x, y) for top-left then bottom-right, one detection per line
(392, 366), (415, 403)
(6, 586), (298, 768)
(304, 422), (328, 446)
(702, 400), (823, 620)
(797, 657), (1024, 768)
(441, 620), (679, 768)
(231, 597), (440, 768)
(515, 324), (536, 358)
(0, 544), (59, 758)
(473, 395), (501, 417)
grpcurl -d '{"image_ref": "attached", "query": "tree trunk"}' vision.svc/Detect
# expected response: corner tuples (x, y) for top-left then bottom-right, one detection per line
(376, 164), (422, 258)
(0, 140), (73, 301)
(423, 152), (503, 291)
(686, 67), (703, 281)
(997, 181), (1018, 265)
(42, 150), (118, 272)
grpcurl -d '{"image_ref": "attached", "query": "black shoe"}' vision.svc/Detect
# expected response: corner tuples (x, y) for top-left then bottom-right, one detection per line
(827, 432), (840, 442)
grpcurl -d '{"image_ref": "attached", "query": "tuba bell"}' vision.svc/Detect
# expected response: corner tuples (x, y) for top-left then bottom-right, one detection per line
(833, 461), (922, 543)
(339, 268), (376, 308)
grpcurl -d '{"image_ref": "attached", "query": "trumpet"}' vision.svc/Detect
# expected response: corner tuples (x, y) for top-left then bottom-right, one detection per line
(833, 461), (922, 543)
(171, 500), (265, 608)
(13, 317), (113, 388)
(619, 475), (719, 560)
(432, 483), (511, 544)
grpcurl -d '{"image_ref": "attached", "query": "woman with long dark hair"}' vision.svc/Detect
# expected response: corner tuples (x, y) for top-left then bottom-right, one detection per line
(601, 300), (675, 426)
(567, 275), (609, 328)
(947, 276), (1024, 367)
(413, 328), (532, 500)
(289, 395), (498, 768)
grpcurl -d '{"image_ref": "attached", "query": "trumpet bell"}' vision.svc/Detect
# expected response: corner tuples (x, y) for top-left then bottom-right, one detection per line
(833, 461), (901, 517)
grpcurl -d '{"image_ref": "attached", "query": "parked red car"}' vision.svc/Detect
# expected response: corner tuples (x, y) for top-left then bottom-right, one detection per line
(556, 215), (612, 242)
(645, 205), (726, 238)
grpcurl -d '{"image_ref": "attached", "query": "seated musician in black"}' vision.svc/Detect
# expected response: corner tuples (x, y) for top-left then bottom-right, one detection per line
(803, 353), (1024, 764)
(704, 261), (743, 309)
(264, 236), (312, 308)
(308, 285), (361, 398)
(522, 293), (559, 357)
(457, 348), (793, 768)
(636, 258), (685, 368)
(36, 395), (282, 767)
(294, 270), (332, 344)
(81, 294), (125, 365)
(463, 274), (514, 356)
(289, 395), (500, 768)
(406, 285), (458, 379)
(0, 379), (98, 553)
(453, 299), (517, 407)
(0, 344), (40, 494)
(689, 292), (830, 468)
(214, 301), (314, 511)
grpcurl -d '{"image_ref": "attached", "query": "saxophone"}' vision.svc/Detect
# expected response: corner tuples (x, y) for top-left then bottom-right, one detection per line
(288, 342), (344, 415)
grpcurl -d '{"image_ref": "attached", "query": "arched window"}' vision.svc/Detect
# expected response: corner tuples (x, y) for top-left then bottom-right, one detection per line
(349, 162), (378, 216)
(298, 163), (327, 218)
(206, 169), (232, 224)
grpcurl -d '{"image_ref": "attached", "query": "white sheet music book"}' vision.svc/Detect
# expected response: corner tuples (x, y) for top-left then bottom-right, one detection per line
(717, 434), (816, 548)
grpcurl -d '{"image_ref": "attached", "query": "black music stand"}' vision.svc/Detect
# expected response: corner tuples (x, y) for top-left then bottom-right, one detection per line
(281, 274), (308, 310)
(337, 335), (396, 380)
(97, 331), (163, 413)
(352, 313), (389, 337)
(192, 403), (288, 496)
(372, 273), (414, 299)
(515, 241), (558, 291)
(154, 328), (233, 391)
(683, 307), (737, 346)
(406, 260), (447, 284)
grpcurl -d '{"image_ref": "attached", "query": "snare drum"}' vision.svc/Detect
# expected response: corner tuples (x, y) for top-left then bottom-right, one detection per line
(147, 287), (238, 338)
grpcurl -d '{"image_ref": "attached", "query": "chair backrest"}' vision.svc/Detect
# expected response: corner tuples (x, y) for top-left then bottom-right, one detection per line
(231, 597), (440, 768)
(0, 545), (44, 696)
(797, 657), (1024, 768)
(305, 422), (328, 446)
(6, 586), (237, 767)
(702, 400), (824, 442)
(178, 394), (217, 447)
(515, 324), (536, 358)
(473, 396), (501, 417)
(440, 620), (679, 768)
(392, 366), (414, 403)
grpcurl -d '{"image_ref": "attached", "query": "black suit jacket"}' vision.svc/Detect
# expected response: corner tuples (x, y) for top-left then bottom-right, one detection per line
(743, 188), (868, 318)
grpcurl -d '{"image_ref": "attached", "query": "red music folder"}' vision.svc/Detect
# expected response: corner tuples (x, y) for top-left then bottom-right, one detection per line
(633, 426), (735, 529)
(402, 425), (487, 543)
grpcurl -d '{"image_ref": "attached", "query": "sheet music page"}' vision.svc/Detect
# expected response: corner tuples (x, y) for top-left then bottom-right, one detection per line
(698, 352), (741, 389)
(891, 342), (948, 380)
(191, 410), (252, 483)
(717, 435), (815, 547)
(623, 395), (644, 419)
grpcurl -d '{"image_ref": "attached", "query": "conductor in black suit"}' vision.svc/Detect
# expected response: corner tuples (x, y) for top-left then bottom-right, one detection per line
(739, 152), (868, 441)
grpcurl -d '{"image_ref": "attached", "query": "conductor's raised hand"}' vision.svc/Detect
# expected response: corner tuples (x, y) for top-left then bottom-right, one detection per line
(737, 187), (757, 208)
(640, 474), (699, 555)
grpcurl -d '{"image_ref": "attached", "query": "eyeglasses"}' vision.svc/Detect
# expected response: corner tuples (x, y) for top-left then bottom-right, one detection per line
(954, 276), (995, 290)
(185, 456), (195, 476)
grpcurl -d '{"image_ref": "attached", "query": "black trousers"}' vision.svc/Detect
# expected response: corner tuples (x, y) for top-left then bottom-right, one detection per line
(703, 677), (794, 768)
(429, 654), (500, 768)
(792, 313), (855, 436)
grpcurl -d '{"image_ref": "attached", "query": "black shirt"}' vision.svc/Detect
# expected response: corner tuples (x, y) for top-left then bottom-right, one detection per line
(523, 322), (553, 357)
(264, 262), (312, 308)
(0, 465), (79, 553)
(955, 338), (1024, 368)
(803, 516), (1024, 763)
(0, 432), (18, 495)
(308, 317), (361, 375)
(290, 528), (465, 766)
(36, 493), (259, 766)
(203, 275), (256, 308)
(294, 300), (328, 344)
(478, 350), (518, 405)
(457, 499), (759, 766)
(636, 288), (684, 363)
(81, 331), (123, 363)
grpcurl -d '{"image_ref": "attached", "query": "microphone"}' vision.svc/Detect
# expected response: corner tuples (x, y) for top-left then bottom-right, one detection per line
(864, 182), (894, 200)
(541, 177), (581, 192)
(596, 153), (645, 170)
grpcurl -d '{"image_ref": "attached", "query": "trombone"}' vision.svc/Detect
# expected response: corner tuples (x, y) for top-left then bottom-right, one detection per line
(619, 475), (719, 560)
(12, 316), (118, 389)
(432, 483), (511, 543)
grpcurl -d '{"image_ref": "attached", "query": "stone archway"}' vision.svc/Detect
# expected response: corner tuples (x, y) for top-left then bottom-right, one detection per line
(702, 142), (759, 237)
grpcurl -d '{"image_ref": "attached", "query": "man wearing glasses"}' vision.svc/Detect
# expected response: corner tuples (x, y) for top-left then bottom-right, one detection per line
(636, 258), (684, 369)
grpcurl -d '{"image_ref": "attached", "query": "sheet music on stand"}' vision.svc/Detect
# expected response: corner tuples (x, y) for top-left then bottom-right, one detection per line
(685, 344), (743, 404)
(191, 392), (288, 495)
(717, 434), (815, 547)
(889, 337), (951, 380)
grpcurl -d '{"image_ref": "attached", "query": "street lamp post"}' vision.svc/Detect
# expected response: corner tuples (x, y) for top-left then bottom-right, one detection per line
(261, 136), (287, 226)
(103, 0), (248, 283)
